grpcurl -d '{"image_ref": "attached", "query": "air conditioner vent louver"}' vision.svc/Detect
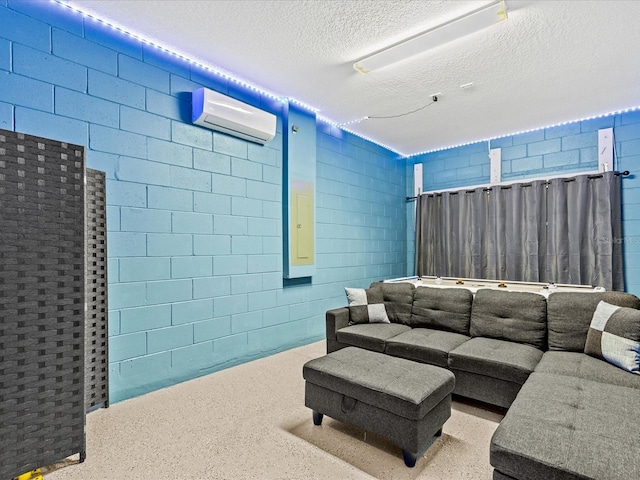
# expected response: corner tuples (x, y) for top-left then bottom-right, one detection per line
(192, 88), (276, 145)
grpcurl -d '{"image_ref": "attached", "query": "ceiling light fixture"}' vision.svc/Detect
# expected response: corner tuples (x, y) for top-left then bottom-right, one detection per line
(354, 0), (507, 74)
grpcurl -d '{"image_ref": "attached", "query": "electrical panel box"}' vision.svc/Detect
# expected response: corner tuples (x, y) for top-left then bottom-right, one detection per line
(290, 180), (314, 265)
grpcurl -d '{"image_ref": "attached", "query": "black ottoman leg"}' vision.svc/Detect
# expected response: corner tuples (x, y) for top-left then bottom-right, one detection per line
(435, 427), (443, 437)
(402, 450), (417, 468)
(312, 411), (323, 425)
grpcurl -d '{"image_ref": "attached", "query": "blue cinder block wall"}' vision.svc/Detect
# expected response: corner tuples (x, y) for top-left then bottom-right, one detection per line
(409, 113), (640, 296)
(0, 1), (407, 401)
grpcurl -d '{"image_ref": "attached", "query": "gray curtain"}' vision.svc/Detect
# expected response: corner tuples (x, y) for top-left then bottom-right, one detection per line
(415, 192), (436, 276)
(416, 189), (486, 278)
(485, 181), (547, 282)
(438, 190), (481, 277)
(415, 172), (624, 291)
(546, 172), (623, 290)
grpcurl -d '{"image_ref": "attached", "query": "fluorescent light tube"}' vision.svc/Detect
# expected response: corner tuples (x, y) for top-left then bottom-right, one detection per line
(354, 0), (507, 74)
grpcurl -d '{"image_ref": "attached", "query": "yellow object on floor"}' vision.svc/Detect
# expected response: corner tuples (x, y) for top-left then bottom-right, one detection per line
(14, 469), (42, 480)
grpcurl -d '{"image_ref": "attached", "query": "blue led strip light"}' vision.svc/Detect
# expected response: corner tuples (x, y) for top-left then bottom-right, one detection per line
(49, 1), (640, 159)
(49, 0), (402, 154)
(408, 105), (640, 157)
(51, 1), (295, 103)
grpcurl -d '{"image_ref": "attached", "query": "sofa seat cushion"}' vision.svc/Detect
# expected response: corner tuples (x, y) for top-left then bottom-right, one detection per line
(410, 286), (473, 334)
(385, 328), (470, 368)
(335, 323), (411, 353)
(449, 337), (543, 384)
(470, 289), (547, 349)
(535, 351), (640, 390)
(491, 372), (640, 480)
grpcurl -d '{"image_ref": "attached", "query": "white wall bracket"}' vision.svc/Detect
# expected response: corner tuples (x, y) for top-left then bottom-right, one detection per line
(598, 127), (614, 172)
(489, 148), (501, 184)
(413, 163), (423, 197)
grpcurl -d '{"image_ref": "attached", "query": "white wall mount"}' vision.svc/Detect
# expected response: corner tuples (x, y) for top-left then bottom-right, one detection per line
(598, 127), (614, 172)
(414, 163), (423, 197)
(489, 148), (501, 183)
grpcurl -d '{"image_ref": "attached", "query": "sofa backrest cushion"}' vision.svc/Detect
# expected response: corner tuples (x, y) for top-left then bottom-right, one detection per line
(547, 291), (640, 351)
(376, 282), (415, 325)
(470, 289), (547, 349)
(410, 286), (473, 334)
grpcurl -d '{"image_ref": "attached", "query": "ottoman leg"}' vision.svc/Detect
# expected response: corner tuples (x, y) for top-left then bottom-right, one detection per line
(312, 410), (323, 425)
(402, 426), (444, 467)
(402, 450), (418, 468)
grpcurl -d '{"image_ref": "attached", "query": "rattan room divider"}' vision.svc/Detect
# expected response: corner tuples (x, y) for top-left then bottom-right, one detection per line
(85, 168), (109, 411)
(0, 129), (87, 479)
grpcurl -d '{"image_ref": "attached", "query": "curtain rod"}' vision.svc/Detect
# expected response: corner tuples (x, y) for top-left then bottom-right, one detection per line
(405, 170), (631, 201)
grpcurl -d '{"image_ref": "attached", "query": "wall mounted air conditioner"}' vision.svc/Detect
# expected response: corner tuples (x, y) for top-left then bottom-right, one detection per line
(192, 87), (277, 145)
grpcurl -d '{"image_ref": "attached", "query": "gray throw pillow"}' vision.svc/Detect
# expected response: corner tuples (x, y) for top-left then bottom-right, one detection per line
(584, 301), (640, 374)
(345, 287), (389, 325)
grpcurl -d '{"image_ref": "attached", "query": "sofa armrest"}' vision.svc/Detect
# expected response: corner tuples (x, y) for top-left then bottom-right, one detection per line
(326, 307), (349, 342)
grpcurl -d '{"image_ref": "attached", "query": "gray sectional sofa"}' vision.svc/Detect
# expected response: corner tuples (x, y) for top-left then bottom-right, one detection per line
(325, 282), (640, 480)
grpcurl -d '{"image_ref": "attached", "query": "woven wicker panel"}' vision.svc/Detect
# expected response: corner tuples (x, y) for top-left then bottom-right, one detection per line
(85, 168), (109, 411)
(0, 129), (86, 479)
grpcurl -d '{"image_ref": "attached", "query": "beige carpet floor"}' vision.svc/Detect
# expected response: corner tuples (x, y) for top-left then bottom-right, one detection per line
(43, 341), (504, 480)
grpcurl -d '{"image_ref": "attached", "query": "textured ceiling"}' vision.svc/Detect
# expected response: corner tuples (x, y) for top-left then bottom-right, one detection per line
(65, 0), (640, 156)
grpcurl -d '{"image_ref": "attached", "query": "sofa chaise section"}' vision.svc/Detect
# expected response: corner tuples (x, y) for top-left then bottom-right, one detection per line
(491, 372), (640, 480)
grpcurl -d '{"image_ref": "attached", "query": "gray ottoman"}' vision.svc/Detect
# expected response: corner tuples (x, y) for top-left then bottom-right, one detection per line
(303, 346), (455, 467)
